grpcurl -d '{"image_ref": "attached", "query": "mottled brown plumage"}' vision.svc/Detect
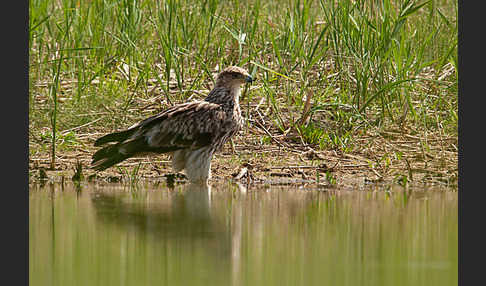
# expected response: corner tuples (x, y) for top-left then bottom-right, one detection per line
(91, 66), (253, 183)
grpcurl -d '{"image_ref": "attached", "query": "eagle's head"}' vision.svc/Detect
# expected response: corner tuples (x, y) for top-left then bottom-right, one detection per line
(215, 66), (253, 88)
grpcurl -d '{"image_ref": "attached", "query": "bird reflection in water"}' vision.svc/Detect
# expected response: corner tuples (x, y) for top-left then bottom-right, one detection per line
(89, 183), (231, 267)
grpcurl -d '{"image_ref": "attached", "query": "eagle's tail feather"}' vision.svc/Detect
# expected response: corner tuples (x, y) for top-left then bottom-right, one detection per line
(94, 129), (135, 147)
(91, 145), (132, 171)
(91, 135), (184, 171)
(91, 137), (146, 171)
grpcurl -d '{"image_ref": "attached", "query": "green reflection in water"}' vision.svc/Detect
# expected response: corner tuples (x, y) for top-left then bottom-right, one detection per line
(29, 182), (457, 286)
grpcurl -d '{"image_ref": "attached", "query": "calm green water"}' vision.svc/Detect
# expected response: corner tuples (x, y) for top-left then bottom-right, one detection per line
(29, 182), (457, 286)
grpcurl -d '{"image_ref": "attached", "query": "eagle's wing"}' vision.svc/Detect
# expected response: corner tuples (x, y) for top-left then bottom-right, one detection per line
(91, 101), (230, 171)
(136, 101), (228, 150)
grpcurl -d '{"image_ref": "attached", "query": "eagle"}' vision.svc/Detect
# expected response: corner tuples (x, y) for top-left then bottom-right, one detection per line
(91, 66), (253, 184)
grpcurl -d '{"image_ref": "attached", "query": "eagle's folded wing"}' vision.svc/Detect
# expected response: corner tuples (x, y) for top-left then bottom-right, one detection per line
(91, 101), (229, 171)
(138, 101), (228, 150)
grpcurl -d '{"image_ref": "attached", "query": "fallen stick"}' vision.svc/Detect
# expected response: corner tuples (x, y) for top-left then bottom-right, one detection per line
(252, 119), (290, 148)
(60, 117), (104, 135)
(234, 167), (248, 180)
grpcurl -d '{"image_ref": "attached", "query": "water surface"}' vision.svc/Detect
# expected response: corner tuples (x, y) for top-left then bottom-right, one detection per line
(29, 182), (457, 286)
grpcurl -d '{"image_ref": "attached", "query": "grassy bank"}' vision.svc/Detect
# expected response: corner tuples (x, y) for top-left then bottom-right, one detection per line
(29, 0), (457, 187)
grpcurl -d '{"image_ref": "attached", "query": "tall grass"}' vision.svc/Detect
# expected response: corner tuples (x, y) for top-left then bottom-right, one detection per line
(29, 0), (457, 162)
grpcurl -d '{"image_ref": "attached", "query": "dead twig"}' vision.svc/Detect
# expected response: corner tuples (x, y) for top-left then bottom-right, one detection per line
(252, 119), (290, 148)
(297, 89), (313, 125)
(234, 167), (248, 180)
(60, 117), (104, 135)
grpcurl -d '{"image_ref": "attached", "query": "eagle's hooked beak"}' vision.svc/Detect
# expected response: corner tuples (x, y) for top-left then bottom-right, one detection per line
(245, 75), (254, 83)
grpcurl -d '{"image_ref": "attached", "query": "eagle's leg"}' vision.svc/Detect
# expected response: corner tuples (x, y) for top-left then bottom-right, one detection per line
(184, 147), (213, 184)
